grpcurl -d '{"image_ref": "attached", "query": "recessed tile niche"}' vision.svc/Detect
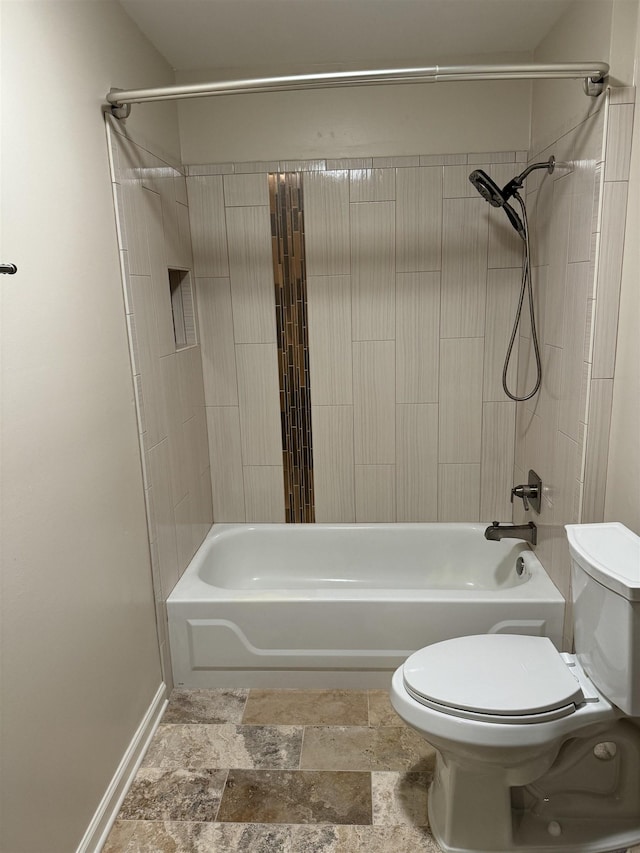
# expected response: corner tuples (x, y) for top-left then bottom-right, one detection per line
(169, 268), (197, 350)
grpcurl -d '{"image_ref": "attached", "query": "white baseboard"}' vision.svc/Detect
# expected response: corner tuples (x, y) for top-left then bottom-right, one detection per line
(76, 683), (168, 853)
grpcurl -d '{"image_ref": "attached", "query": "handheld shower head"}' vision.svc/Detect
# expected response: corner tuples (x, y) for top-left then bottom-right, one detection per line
(469, 169), (525, 238)
(468, 156), (555, 239)
(468, 170), (505, 207)
(501, 200), (526, 239)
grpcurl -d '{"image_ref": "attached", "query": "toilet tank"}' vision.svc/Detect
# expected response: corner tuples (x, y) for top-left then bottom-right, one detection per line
(566, 523), (640, 716)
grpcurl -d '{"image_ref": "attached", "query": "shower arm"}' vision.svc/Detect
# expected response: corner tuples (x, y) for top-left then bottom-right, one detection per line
(106, 61), (609, 118)
(501, 157), (556, 201)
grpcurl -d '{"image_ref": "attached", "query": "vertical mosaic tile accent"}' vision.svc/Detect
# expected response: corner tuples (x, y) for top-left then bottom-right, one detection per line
(269, 173), (315, 522)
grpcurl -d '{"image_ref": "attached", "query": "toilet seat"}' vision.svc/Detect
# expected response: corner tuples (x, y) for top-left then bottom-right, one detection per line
(402, 635), (588, 725)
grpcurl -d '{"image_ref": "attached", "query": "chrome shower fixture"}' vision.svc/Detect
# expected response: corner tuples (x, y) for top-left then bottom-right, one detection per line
(468, 156), (555, 238)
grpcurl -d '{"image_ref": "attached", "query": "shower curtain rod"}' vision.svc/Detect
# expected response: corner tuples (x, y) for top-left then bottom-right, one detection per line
(107, 61), (609, 117)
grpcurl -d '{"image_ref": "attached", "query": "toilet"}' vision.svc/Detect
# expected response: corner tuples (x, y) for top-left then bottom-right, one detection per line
(390, 522), (640, 853)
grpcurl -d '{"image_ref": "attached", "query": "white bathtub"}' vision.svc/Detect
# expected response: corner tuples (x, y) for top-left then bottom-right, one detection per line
(167, 523), (565, 688)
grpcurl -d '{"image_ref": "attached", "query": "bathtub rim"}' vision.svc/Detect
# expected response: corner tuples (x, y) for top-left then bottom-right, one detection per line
(167, 521), (565, 605)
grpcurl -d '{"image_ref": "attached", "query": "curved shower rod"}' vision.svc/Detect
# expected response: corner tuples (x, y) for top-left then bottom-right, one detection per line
(107, 61), (609, 118)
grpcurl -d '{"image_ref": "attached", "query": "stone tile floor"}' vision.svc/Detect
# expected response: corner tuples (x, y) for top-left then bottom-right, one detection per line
(103, 688), (640, 853)
(103, 688), (440, 851)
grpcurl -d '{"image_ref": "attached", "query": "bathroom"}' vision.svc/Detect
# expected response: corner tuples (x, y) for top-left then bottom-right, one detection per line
(2, 0), (640, 851)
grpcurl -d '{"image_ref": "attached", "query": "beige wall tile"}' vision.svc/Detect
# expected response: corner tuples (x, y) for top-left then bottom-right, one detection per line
(487, 204), (523, 269)
(350, 169), (395, 202)
(157, 168), (181, 270)
(175, 346), (197, 423)
(174, 173), (188, 205)
(188, 163), (234, 176)
(159, 353), (189, 508)
(608, 87), (635, 105)
(536, 344), (563, 440)
(118, 163), (151, 275)
(543, 177), (571, 348)
(568, 159), (597, 263)
(279, 159), (326, 172)
(223, 173), (269, 207)
(396, 404), (438, 521)
(582, 378), (614, 523)
(353, 341), (396, 465)
(530, 184), (554, 268)
(194, 407), (211, 476)
(420, 153), (467, 166)
(147, 439), (179, 599)
(243, 466), (286, 522)
(520, 413), (546, 505)
(311, 405), (355, 522)
(592, 181), (628, 378)
(176, 202), (193, 270)
(233, 160), (279, 174)
(186, 175), (229, 277)
(604, 103), (634, 182)
(198, 466), (214, 541)
(307, 275), (353, 405)
(226, 205), (277, 344)
(438, 464), (481, 521)
(373, 155), (420, 168)
(327, 157), (372, 170)
(480, 402), (516, 522)
(520, 263), (547, 343)
(182, 415), (208, 558)
(304, 170), (350, 276)
(173, 493), (193, 573)
(468, 151), (516, 164)
(235, 343), (282, 466)
(129, 274), (168, 448)
(441, 198), (489, 337)
(518, 332), (542, 413)
(148, 187), (178, 356)
(438, 338), (484, 463)
(514, 402), (531, 474)
(206, 406), (246, 521)
(197, 277), (238, 406)
(551, 431), (580, 526)
(351, 201), (395, 340)
(396, 272), (440, 403)
(559, 262), (590, 440)
(396, 167), (442, 273)
(483, 268), (521, 402)
(355, 465), (396, 522)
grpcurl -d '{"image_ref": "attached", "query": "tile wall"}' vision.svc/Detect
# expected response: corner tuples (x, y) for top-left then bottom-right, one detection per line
(107, 87), (633, 661)
(187, 151), (531, 523)
(513, 88), (635, 647)
(106, 119), (213, 686)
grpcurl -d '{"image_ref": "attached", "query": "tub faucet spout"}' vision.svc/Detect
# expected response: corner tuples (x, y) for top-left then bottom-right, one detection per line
(484, 521), (537, 546)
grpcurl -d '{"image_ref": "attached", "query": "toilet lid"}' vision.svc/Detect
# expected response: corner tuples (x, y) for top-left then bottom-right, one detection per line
(403, 635), (585, 720)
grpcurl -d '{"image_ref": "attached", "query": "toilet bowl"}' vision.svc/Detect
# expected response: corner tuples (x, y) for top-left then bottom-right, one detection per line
(390, 523), (640, 853)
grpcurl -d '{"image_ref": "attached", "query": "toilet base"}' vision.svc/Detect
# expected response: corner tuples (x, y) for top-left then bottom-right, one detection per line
(427, 720), (640, 853)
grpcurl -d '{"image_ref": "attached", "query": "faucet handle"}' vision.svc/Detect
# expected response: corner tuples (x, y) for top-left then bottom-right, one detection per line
(510, 470), (543, 514)
(511, 485), (531, 511)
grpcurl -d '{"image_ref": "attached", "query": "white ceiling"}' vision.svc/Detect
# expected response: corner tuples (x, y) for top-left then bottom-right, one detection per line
(119, 0), (573, 74)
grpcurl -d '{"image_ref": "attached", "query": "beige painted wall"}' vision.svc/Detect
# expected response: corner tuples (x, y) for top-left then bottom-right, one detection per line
(531, 0), (637, 153)
(605, 7), (640, 533)
(176, 60), (532, 164)
(0, 3), (180, 851)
